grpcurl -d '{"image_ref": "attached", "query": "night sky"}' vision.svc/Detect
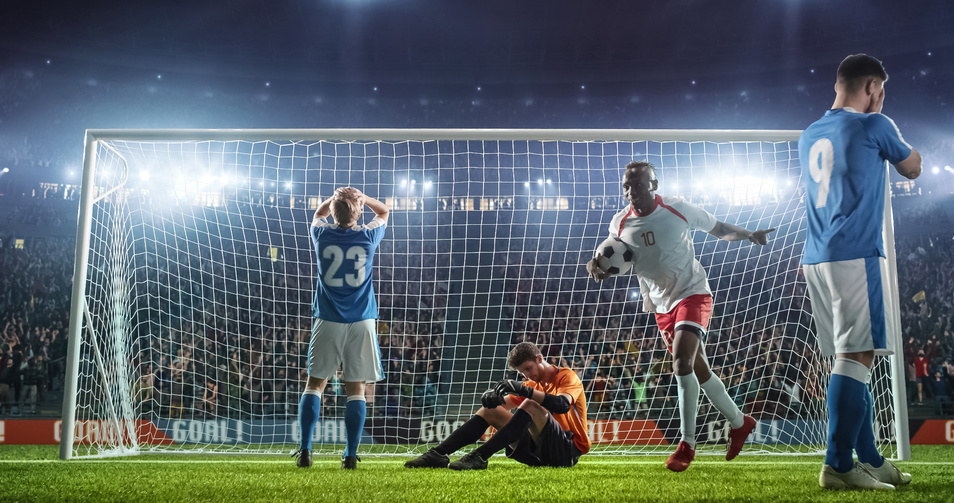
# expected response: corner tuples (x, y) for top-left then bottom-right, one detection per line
(1, 0), (952, 183)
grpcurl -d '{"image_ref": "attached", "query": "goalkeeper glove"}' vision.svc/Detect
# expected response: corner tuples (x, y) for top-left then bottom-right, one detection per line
(494, 379), (534, 399)
(480, 388), (505, 409)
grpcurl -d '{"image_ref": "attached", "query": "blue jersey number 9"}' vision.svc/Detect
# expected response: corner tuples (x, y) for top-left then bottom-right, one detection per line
(322, 245), (368, 287)
(808, 138), (834, 208)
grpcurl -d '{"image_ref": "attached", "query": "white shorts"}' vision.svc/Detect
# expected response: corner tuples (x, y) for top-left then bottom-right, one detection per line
(803, 256), (899, 357)
(308, 318), (384, 383)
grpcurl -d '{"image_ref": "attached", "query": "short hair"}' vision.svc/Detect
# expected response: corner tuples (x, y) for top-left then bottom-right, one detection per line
(625, 161), (656, 176)
(331, 188), (362, 224)
(508, 341), (541, 369)
(836, 54), (888, 94)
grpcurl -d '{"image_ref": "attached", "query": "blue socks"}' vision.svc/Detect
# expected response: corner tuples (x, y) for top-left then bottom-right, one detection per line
(825, 359), (869, 473)
(299, 390), (367, 457)
(855, 386), (884, 467)
(344, 397), (367, 458)
(298, 391), (322, 451)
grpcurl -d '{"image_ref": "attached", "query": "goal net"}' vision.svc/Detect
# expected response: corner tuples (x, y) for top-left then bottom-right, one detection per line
(61, 129), (908, 459)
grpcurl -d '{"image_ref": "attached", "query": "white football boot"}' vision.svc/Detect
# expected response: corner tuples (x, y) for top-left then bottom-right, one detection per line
(819, 463), (895, 490)
(861, 459), (912, 486)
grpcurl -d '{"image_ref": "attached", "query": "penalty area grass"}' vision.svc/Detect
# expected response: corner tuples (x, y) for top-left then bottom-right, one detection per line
(1, 445), (953, 502)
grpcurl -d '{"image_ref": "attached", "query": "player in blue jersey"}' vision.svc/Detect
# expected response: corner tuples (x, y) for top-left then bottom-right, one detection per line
(295, 186), (389, 470)
(799, 54), (921, 491)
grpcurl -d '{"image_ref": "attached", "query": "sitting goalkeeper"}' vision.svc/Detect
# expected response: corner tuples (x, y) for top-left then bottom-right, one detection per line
(405, 341), (590, 470)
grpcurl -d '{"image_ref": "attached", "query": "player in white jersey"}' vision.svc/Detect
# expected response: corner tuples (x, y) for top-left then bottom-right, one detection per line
(800, 54), (921, 491)
(295, 187), (389, 470)
(586, 161), (775, 472)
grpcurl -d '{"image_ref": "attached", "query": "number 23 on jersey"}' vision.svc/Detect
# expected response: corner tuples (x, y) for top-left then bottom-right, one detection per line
(322, 245), (367, 287)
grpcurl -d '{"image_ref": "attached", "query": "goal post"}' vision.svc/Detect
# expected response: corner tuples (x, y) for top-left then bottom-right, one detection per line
(60, 129), (909, 460)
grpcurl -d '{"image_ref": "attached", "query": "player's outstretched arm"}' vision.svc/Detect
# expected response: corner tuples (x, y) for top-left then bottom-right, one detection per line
(894, 148), (922, 180)
(709, 221), (775, 245)
(585, 255), (611, 282)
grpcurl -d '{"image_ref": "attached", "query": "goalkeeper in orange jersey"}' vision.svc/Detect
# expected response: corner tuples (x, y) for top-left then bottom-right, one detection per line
(404, 341), (590, 470)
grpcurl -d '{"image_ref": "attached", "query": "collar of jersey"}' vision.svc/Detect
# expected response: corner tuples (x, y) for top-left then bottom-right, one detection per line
(830, 107), (860, 114)
(632, 194), (661, 217)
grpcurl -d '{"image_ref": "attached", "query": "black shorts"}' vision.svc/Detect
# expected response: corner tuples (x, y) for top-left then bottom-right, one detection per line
(505, 412), (582, 468)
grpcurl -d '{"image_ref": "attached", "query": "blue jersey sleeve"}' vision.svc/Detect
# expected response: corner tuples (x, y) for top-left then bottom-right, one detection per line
(865, 114), (912, 165)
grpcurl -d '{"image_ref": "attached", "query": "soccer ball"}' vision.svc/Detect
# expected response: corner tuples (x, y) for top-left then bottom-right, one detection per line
(594, 237), (634, 276)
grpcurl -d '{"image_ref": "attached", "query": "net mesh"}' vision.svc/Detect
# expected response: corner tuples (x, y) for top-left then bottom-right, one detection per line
(65, 132), (900, 458)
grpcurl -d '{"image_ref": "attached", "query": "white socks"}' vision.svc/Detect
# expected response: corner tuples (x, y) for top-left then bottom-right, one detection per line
(700, 371), (744, 429)
(675, 373), (700, 448)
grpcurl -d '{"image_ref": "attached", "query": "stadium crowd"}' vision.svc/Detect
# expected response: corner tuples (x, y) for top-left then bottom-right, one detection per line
(1, 179), (953, 423)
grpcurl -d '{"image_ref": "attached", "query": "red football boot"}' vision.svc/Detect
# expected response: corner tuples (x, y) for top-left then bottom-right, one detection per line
(726, 414), (756, 461)
(665, 441), (695, 472)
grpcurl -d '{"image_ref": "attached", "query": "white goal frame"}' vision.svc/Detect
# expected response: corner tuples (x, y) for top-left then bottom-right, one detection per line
(59, 129), (910, 460)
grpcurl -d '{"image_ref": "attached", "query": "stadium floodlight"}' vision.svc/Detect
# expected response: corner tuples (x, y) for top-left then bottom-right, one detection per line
(60, 128), (908, 463)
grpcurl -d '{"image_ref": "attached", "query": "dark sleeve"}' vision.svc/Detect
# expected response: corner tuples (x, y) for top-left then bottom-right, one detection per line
(540, 393), (572, 414)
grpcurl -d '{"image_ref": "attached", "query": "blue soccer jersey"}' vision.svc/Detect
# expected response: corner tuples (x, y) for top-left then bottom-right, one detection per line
(311, 217), (387, 323)
(798, 108), (912, 265)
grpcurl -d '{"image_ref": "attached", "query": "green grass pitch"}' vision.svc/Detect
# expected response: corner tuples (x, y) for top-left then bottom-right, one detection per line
(2, 445), (953, 502)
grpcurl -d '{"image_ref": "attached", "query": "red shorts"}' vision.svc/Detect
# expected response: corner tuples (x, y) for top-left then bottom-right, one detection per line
(653, 294), (713, 353)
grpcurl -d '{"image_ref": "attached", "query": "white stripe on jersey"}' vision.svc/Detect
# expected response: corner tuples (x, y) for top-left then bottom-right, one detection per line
(608, 195), (717, 314)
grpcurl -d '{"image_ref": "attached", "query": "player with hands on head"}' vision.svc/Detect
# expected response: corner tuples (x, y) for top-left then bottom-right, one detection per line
(586, 160), (774, 472)
(800, 54), (920, 491)
(404, 342), (590, 470)
(295, 186), (389, 470)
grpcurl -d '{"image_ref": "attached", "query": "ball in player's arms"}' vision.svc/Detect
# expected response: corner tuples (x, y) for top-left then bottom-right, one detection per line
(593, 237), (634, 277)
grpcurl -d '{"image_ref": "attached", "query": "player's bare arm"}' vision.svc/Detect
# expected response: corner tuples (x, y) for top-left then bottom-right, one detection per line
(312, 197), (333, 224)
(708, 221), (775, 245)
(363, 194), (390, 223)
(894, 148), (922, 180)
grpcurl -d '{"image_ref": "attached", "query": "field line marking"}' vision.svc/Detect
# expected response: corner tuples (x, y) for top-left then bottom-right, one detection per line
(3, 459), (953, 466)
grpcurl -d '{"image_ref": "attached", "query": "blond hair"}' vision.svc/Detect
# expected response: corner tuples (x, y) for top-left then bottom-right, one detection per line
(331, 187), (362, 226)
